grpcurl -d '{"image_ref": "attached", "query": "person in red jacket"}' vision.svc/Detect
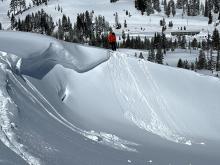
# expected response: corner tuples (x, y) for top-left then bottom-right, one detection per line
(108, 32), (117, 51)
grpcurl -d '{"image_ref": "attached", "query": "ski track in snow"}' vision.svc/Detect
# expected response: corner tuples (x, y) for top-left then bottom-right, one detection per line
(139, 60), (192, 145)
(108, 52), (192, 145)
(0, 52), (41, 165)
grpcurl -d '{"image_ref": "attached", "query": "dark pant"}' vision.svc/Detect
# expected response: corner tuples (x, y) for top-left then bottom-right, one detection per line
(110, 42), (117, 51)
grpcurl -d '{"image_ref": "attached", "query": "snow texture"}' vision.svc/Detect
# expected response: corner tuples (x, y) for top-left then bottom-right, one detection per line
(0, 31), (220, 165)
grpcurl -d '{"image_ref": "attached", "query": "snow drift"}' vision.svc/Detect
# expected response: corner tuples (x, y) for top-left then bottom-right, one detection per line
(0, 31), (220, 165)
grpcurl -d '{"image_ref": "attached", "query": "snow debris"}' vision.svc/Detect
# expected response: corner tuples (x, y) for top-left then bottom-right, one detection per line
(0, 52), (41, 165)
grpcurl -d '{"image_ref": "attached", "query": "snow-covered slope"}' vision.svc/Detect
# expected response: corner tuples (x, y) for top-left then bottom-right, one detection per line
(0, 31), (220, 165)
(1, 0), (219, 36)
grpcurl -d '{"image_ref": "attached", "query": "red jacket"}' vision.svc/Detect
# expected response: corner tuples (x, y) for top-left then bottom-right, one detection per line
(108, 33), (116, 43)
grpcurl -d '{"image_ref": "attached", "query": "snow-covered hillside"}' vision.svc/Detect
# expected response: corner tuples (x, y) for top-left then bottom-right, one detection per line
(1, 0), (219, 37)
(0, 31), (220, 165)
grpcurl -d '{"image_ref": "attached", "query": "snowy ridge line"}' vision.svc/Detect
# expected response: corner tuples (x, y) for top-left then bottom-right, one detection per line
(0, 58), (41, 165)
(18, 42), (110, 79)
(7, 59), (138, 152)
(108, 52), (192, 145)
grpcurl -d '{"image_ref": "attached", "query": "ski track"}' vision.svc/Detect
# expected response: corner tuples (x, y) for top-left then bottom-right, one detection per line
(108, 52), (192, 145)
(0, 54), (41, 165)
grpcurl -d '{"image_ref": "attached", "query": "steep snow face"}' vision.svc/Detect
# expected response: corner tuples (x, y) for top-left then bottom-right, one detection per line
(0, 52), (41, 165)
(0, 31), (220, 165)
(109, 53), (220, 141)
(46, 52), (220, 144)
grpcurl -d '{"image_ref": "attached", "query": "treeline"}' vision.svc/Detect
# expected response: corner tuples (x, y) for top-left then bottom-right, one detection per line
(120, 28), (220, 68)
(9, 0), (49, 15)
(32, 0), (49, 6)
(135, 0), (160, 15)
(11, 9), (54, 35)
(11, 10), (110, 48)
(177, 28), (220, 72)
(54, 10), (110, 47)
(119, 32), (169, 64)
(10, 0), (26, 15)
(177, 49), (220, 73)
(110, 0), (119, 2)
(119, 32), (189, 65)
(134, 0), (220, 18)
(119, 32), (188, 51)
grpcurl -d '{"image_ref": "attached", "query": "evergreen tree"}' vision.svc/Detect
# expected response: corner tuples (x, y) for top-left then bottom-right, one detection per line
(190, 62), (195, 70)
(207, 52), (214, 70)
(212, 28), (219, 49)
(202, 40), (208, 50)
(188, 0), (200, 16)
(19, 0), (26, 12)
(161, 32), (167, 53)
(139, 52), (144, 59)
(191, 38), (198, 49)
(135, 0), (146, 14)
(125, 34), (130, 48)
(166, 0), (176, 17)
(148, 48), (155, 62)
(122, 30), (126, 41)
(110, 0), (119, 2)
(177, 58), (184, 68)
(10, 13), (16, 29)
(180, 36), (186, 49)
(135, 52), (138, 57)
(176, 0), (183, 9)
(197, 50), (207, 69)
(168, 21), (173, 27)
(61, 14), (71, 32)
(183, 60), (190, 69)
(208, 12), (213, 24)
(153, 0), (161, 12)
(144, 36), (151, 49)
(160, 18), (166, 26)
(146, 0), (154, 15)
(13, 9), (54, 35)
(165, 0), (171, 16)
(216, 50), (220, 71)
(32, 0), (48, 6)
(170, 0), (176, 16)
(115, 12), (121, 29)
(124, 20), (127, 28)
(135, 0), (154, 15)
(213, 0), (219, 13)
(57, 19), (64, 40)
(156, 47), (163, 64)
(204, 0), (209, 17)
(164, 0), (168, 12)
(208, 0), (213, 13)
(10, 0), (17, 15)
